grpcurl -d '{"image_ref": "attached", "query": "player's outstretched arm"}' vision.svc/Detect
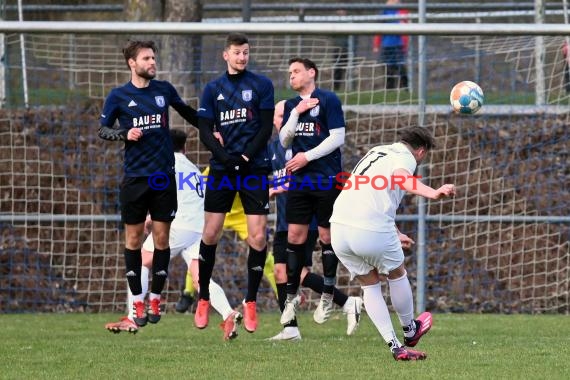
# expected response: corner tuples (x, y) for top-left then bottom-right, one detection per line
(99, 90), (130, 141)
(173, 103), (198, 127)
(168, 82), (198, 127)
(431, 184), (456, 199)
(393, 168), (456, 200)
(198, 117), (229, 162)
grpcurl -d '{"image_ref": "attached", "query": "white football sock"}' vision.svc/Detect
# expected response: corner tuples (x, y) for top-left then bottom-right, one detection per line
(127, 289), (134, 320)
(361, 282), (400, 347)
(141, 266), (150, 298)
(209, 280), (233, 320)
(127, 266), (150, 320)
(388, 272), (414, 333)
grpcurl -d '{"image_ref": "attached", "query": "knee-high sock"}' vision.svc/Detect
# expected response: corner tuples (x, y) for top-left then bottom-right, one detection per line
(362, 283), (401, 347)
(198, 241), (217, 300)
(276, 282), (297, 327)
(388, 272), (414, 328)
(124, 248), (142, 297)
(141, 265), (150, 299)
(246, 245), (267, 302)
(301, 272), (348, 307)
(150, 248), (170, 297)
(286, 242), (305, 296)
(276, 282), (287, 313)
(209, 279), (233, 321)
(320, 242), (338, 295)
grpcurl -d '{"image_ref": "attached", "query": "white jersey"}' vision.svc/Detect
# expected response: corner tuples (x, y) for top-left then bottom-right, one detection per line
(171, 152), (204, 232)
(330, 142), (416, 232)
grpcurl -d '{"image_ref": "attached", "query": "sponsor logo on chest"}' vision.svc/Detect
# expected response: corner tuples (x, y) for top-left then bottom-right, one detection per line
(132, 114), (162, 129)
(219, 108), (248, 126)
(295, 122), (318, 137)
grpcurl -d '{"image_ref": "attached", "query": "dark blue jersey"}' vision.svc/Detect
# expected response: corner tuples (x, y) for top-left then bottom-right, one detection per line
(198, 70), (274, 171)
(269, 138), (318, 232)
(283, 88), (345, 184)
(100, 80), (187, 177)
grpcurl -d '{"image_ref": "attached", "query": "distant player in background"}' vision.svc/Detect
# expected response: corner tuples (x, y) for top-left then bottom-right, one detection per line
(332, 9), (350, 92)
(278, 58), (346, 330)
(373, 0), (409, 89)
(269, 100), (362, 341)
(330, 126), (455, 361)
(106, 129), (242, 341)
(98, 40), (199, 326)
(195, 33), (275, 333)
(562, 42), (570, 93)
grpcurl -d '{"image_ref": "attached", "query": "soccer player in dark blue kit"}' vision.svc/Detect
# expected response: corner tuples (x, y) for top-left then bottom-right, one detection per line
(269, 100), (362, 341)
(278, 58), (348, 329)
(194, 33), (274, 333)
(98, 40), (199, 327)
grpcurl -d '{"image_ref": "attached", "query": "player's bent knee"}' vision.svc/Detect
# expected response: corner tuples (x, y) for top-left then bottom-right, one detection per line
(274, 265), (287, 283)
(246, 229), (266, 249)
(201, 228), (223, 245)
(356, 269), (381, 286)
(388, 264), (407, 280)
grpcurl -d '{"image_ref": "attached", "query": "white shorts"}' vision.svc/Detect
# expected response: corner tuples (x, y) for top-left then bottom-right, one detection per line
(331, 223), (404, 279)
(142, 228), (202, 267)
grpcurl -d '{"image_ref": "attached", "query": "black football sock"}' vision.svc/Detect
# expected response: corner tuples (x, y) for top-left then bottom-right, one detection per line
(320, 242), (339, 294)
(150, 247), (170, 295)
(198, 241), (217, 301)
(277, 282), (298, 327)
(245, 245), (268, 302)
(286, 242), (305, 296)
(276, 282), (287, 313)
(124, 248), (142, 296)
(302, 272), (348, 306)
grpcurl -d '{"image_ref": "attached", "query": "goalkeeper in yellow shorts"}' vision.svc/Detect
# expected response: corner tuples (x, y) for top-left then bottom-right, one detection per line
(175, 166), (277, 312)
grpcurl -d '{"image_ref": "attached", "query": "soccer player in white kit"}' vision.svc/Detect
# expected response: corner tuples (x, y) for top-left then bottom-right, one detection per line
(106, 129), (242, 340)
(330, 126), (456, 361)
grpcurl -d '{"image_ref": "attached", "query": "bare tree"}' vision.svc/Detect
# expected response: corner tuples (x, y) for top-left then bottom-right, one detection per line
(123, 0), (203, 97)
(163, 0), (203, 97)
(124, 0), (163, 22)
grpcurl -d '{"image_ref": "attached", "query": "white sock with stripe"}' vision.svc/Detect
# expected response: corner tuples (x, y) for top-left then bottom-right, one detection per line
(388, 272), (415, 337)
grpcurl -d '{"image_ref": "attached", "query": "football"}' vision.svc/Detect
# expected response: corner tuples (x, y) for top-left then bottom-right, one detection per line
(450, 81), (484, 114)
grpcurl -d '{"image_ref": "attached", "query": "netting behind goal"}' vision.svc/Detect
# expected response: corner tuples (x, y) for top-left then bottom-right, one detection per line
(0, 31), (568, 314)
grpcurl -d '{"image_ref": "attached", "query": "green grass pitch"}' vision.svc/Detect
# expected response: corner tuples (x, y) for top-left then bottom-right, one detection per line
(1, 313), (568, 379)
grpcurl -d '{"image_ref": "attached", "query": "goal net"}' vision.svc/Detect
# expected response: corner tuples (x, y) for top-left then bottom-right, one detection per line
(0, 31), (568, 314)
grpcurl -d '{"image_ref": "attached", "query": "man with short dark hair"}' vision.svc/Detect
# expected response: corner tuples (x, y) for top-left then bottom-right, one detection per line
(269, 100), (362, 341)
(195, 33), (275, 333)
(278, 57), (347, 331)
(99, 40), (199, 327)
(330, 126), (455, 361)
(105, 129), (242, 341)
